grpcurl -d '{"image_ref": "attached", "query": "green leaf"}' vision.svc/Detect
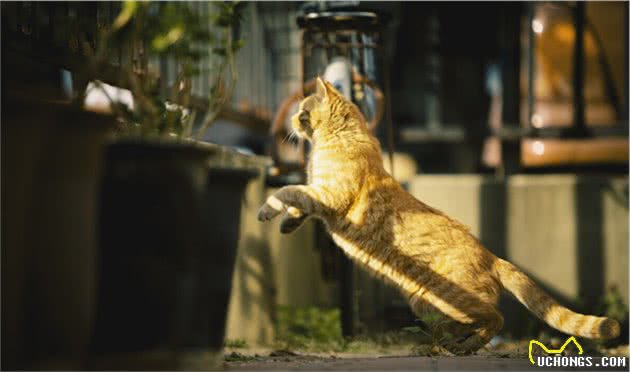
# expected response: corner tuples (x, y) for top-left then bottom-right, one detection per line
(212, 47), (227, 56)
(112, 1), (138, 30)
(151, 25), (184, 52)
(402, 326), (423, 334)
(232, 39), (245, 51)
(419, 312), (445, 324)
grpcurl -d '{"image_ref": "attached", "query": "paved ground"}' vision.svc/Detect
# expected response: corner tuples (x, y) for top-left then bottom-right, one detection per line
(226, 355), (532, 371)
(225, 354), (628, 371)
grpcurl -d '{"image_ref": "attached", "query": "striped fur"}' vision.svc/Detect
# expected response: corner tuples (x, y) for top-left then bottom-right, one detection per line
(495, 259), (620, 340)
(258, 78), (620, 353)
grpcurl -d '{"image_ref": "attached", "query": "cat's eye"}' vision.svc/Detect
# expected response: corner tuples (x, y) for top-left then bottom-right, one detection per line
(298, 111), (310, 124)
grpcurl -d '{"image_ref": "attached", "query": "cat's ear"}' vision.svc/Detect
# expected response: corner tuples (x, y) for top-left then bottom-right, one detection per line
(315, 77), (328, 100)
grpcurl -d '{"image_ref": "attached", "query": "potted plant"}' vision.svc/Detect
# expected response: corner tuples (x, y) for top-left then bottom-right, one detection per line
(81, 2), (255, 369)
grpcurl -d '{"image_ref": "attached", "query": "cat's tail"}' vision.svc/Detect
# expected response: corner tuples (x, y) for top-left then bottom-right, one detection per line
(494, 258), (620, 339)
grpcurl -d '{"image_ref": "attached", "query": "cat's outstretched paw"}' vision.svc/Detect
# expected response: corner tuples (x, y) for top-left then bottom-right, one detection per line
(257, 195), (286, 221)
(257, 204), (281, 221)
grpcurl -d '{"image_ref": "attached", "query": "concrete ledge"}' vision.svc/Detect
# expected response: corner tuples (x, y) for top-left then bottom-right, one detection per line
(409, 174), (628, 337)
(408, 174), (628, 306)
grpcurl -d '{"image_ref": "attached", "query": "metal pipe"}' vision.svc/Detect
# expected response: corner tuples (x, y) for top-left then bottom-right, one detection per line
(572, 2), (586, 135)
(380, 29), (395, 178)
(501, 3), (522, 128)
(526, 2), (535, 132)
(499, 3), (523, 176)
(625, 1), (629, 125)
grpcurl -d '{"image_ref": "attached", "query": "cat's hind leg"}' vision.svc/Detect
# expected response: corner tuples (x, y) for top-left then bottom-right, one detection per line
(439, 308), (503, 355)
(408, 290), (503, 355)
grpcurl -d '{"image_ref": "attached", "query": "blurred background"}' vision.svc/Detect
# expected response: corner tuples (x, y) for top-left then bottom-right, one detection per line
(2, 1), (628, 370)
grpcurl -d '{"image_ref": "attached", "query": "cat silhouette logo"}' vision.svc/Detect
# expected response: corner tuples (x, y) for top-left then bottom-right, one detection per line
(528, 336), (583, 365)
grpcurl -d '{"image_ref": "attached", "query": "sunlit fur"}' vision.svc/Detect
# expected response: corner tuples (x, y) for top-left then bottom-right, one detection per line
(258, 78), (620, 353)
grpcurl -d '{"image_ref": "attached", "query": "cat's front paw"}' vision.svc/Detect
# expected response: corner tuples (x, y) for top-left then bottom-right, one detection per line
(257, 195), (284, 221)
(257, 204), (281, 221)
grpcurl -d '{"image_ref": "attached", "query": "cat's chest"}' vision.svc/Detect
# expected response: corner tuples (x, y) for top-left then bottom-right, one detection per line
(306, 149), (334, 183)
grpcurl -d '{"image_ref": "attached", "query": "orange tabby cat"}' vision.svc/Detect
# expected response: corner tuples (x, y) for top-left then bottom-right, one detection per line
(258, 78), (620, 353)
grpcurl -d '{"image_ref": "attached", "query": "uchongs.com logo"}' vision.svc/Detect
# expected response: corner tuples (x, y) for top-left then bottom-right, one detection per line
(529, 336), (627, 368)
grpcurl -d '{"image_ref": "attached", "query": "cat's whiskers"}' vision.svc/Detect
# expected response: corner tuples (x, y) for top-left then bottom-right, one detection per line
(281, 131), (292, 145)
(288, 130), (300, 146)
(281, 129), (301, 148)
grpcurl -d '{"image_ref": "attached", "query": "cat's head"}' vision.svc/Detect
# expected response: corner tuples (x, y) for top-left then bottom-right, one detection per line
(290, 77), (367, 141)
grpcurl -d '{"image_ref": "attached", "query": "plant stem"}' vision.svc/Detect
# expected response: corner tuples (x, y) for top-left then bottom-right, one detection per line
(195, 26), (239, 140)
